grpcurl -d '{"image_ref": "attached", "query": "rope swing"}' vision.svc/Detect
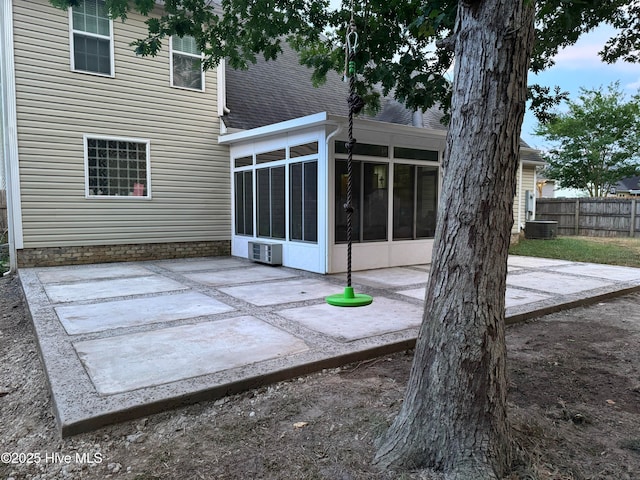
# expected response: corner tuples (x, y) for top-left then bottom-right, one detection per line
(326, 13), (373, 308)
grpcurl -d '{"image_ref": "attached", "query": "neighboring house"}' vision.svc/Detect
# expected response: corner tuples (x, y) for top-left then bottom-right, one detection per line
(1, 0), (543, 273)
(536, 173), (556, 198)
(611, 176), (640, 197)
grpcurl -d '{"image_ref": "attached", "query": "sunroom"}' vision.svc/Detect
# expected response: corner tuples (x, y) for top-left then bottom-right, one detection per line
(219, 112), (445, 274)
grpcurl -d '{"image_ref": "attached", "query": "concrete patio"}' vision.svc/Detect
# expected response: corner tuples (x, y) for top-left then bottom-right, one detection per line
(18, 255), (640, 437)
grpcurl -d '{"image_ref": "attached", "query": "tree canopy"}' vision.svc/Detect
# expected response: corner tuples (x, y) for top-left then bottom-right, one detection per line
(51, 0), (640, 119)
(536, 82), (640, 197)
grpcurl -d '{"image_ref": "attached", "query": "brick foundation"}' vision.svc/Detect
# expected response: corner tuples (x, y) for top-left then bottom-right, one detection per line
(17, 240), (231, 267)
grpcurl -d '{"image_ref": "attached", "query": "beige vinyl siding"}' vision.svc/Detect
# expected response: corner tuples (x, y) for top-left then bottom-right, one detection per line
(511, 162), (536, 234)
(12, 0), (230, 248)
(516, 164), (536, 230)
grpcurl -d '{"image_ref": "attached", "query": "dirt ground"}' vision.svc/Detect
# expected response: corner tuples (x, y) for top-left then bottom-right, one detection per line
(1, 273), (639, 480)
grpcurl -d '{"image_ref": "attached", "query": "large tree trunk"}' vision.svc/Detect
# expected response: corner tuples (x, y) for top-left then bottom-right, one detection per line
(374, 1), (535, 478)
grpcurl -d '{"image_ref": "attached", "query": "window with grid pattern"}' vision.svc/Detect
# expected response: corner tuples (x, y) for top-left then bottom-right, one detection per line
(70, 0), (113, 76)
(171, 36), (204, 91)
(85, 137), (150, 198)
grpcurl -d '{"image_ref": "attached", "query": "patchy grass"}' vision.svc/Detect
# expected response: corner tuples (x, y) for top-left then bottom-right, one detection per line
(509, 236), (640, 268)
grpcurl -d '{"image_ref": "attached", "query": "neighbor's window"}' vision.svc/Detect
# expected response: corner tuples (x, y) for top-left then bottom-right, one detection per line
(70, 0), (114, 76)
(170, 36), (204, 91)
(85, 136), (150, 198)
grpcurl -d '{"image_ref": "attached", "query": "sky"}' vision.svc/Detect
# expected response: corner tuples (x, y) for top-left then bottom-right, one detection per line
(522, 24), (640, 149)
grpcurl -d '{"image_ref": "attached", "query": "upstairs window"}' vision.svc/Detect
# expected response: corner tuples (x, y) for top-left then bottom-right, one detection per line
(170, 36), (205, 91)
(70, 0), (114, 76)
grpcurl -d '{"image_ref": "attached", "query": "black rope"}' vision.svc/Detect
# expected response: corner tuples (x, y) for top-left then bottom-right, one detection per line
(346, 57), (355, 288)
(344, 33), (364, 288)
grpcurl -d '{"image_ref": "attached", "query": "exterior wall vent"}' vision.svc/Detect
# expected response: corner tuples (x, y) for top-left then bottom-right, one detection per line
(525, 221), (557, 240)
(248, 241), (283, 265)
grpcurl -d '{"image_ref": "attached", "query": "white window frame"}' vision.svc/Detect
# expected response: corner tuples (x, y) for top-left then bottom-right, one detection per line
(83, 135), (152, 199)
(169, 36), (205, 92)
(68, 0), (115, 77)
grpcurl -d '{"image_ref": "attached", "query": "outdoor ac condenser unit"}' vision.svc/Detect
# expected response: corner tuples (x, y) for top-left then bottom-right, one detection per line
(525, 221), (557, 240)
(248, 242), (283, 265)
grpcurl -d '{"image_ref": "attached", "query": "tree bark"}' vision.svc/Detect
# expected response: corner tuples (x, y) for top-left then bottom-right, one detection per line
(374, 1), (535, 478)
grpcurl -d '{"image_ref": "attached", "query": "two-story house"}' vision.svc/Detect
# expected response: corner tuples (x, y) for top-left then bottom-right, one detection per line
(1, 0), (231, 270)
(1, 0), (543, 274)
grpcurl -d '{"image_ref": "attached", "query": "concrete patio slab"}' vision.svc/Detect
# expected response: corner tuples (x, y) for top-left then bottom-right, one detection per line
(548, 262), (640, 282)
(18, 255), (640, 437)
(507, 256), (573, 268)
(43, 275), (188, 303)
(505, 287), (552, 307)
(278, 296), (424, 341)
(158, 257), (248, 272)
(220, 278), (341, 306)
(507, 271), (614, 294)
(55, 292), (235, 335)
(394, 286), (554, 307)
(37, 264), (154, 284)
(74, 316), (309, 395)
(350, 267), (429, 288)
(184, 265), (296, 286)
(397, 287), (426, 300)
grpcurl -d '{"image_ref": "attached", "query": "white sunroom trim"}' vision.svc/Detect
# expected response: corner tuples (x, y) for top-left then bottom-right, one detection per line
(229, 125), (328, 273)
(1, 0), (25, 260)
(68, 3), (115, 78)
(219, 111), (449, 147)
(220, 112), (334, 145)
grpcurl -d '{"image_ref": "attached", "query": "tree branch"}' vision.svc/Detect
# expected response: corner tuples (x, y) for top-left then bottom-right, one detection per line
(436, 34), (456, 52)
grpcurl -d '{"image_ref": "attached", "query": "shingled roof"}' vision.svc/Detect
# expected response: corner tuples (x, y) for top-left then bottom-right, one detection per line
(222, 42), (541, 163)
(614, 176), (640, 192)
(223, 42), (447, 131)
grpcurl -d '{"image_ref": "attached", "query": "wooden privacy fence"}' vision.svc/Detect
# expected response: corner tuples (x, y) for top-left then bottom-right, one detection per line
(536, 198), (640, 237)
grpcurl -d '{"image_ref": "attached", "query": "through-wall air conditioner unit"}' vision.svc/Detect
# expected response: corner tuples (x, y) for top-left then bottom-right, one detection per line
(248, 242), (283, 265)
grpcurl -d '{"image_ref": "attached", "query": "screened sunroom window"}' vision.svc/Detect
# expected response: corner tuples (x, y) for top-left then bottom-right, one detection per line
(393, 164), (438, 239)
(335, 160), (388, 242)
(235, 171), (253, 235)
(70, 0), (113, 76)
(85, 137), (150, 198)
(171, 36), (204, 91)
(257, 167), (285, 239)
(290, 161), (318, 242)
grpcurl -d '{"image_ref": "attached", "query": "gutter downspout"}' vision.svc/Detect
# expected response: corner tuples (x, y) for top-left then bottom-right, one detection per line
(324, 121), (343, 274)
(1, 0), (22, 275)
(216, 60), (231, 135)
(517, 159), (523, 233)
